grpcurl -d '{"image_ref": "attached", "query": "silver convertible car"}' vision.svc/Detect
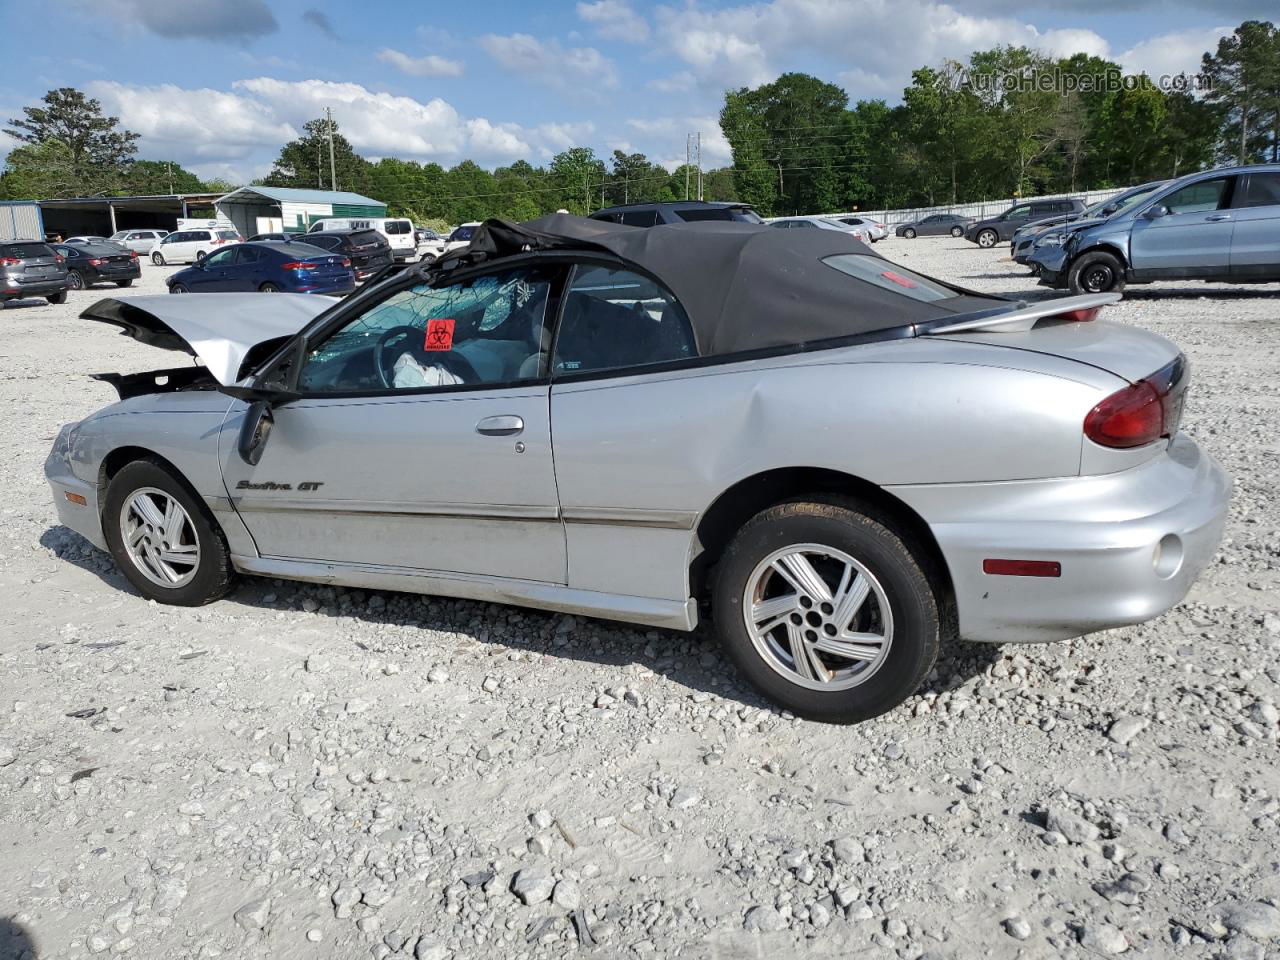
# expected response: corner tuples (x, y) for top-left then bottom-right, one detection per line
(46, 216), (1230, 723)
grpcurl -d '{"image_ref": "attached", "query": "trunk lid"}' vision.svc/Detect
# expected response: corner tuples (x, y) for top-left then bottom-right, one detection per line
(923, 293), (1180, 383)
(80, 293), (336, 386)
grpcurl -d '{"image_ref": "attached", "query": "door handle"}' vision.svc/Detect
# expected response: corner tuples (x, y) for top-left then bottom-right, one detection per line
(476, 415), (524, 437)
(1205, 214), (1232, 221)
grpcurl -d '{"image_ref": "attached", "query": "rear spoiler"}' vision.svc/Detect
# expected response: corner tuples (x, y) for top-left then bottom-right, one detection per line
(922, 292), (1121, 335)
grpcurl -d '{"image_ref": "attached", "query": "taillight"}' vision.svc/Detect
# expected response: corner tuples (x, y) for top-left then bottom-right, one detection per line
(55, 255), (65, 264)
(88, 258), (106, 266)
(129, 250), (138, 259)
(1084, 356), (1186, 449)
(282, 261), (318, 271)
(0, 257), (19, 266)
(341, 258), (351, 268)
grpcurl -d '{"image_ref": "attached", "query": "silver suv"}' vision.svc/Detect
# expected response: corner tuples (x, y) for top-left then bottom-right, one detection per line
(1030, 164), (1280, 294)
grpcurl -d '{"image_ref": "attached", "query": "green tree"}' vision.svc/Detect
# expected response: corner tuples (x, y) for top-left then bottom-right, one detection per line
(1201, 21), (1280, 164)
(0, 139), (79, 199)
(119, 160), (207, 195)
(4, 87), (139, 196)
(548, 147), (606, 215)
(263, 117), (370, 192)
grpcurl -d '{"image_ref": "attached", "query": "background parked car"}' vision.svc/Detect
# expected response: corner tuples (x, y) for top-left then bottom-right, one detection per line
(1031, 164), (1280, 294)
(248, 232), (293, 242)
(53, 241), (140, 290)
(590, 201), (764, 226)
(0, 240), (69, 304)
(300, 229), (393, 281)
(153, 227), (242, 265)
(308, 217), (416, 262)
(894, 213), (975, 238)
(1011, 181), (1168, 265)
(835, 216), (888, 241)
(415, 227), (447, 263)
(166, 241), (355, 295)
(766, 216), (871, 242)
(64, 235), (116, 246)
(442, 222), (481, 254)
(965, 198), (1087, 248)
(108, 229), (169, 255)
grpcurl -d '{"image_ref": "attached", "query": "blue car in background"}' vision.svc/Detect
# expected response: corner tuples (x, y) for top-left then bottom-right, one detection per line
(165, 241), (355, 295)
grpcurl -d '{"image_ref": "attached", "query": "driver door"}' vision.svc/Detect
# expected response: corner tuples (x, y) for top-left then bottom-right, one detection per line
(220, 265), (568, 584)
(189, 247), (238, 290)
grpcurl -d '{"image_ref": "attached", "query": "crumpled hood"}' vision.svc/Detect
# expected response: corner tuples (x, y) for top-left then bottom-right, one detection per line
(81, 293), (337, 386)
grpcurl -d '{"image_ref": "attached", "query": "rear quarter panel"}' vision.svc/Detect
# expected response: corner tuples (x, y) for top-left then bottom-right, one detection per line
(551, 339), (1121, 601)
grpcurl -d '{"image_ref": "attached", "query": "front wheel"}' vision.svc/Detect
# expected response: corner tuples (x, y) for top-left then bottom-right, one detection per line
(902, 228), (916, 239)
(1068, 251), (1126, 295)
(950, 226), (964, 238)
(152, 251), (166, 266)
(169, 283), (188, 294)
(976, 229), (998, 248)
(102, 459), (234, 605)
(259, 282), (280, 292)
(712, 501), (939, 723)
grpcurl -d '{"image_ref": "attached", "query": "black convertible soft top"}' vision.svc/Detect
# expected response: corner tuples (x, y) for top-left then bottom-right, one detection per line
(450, 214), (1006, 356)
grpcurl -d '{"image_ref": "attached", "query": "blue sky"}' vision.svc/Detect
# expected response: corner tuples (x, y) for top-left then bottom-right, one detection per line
(0, 0), (1267, 183)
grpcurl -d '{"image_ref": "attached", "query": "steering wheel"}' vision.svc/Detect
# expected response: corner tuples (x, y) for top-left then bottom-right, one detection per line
(373, 324), (479, 389)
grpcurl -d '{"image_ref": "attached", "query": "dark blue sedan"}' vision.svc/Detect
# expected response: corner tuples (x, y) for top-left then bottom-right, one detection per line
(165, 241), (355, 295)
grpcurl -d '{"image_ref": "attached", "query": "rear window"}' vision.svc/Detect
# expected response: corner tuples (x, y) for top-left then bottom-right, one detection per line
(384, 220), (412, 234)
(449, 225), (476, 242)
(675, 206), (762, 224)
(217, 231), (239, 241)
(1, 242), (55, 259)
(350, 230), (386, 246)
(822, 254), (959, 302)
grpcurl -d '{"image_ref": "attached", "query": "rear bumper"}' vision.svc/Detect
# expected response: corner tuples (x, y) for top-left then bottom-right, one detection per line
(891, 434), (1231, 643)
(2, 278), (68, 298)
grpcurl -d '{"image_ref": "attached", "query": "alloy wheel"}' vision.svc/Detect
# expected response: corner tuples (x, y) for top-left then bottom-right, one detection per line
(742, 543), (894, 691)
(118, 487), (201, 588)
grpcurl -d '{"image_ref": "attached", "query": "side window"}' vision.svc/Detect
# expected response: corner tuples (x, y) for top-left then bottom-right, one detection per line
(54, 245), (76, 259)
(1005, 205), (1031, 220)
(203, 248), (236, 268)
(552, 265), (696, 376)
(235, 246), (262, 265)
(1237, 172), (1280, 208)
(1162, 178), (1231, 214)
(297, 268), (555, 394)
(619, 210), (658, 227)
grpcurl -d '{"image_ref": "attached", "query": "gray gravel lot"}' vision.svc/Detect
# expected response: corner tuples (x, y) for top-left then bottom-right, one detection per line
(1, 239), (1278, 959)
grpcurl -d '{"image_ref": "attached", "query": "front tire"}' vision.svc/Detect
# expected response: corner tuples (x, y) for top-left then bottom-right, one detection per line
(976, 229), (998, 248)
(1068, 251), (1125, 295)
(102, 459), (234, 606)
(950, 226), (964, 238)
(712, 501), (939, 724)
(169, 283), (188, 294)
(152, 251), (166, 266)
(259, 282), (280, 292)
(903, 227), (917, 239)
(66, 270), (85, 290)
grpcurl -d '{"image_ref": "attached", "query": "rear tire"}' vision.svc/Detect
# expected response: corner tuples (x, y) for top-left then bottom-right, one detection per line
(259, 282), (280, 292)
(169, 283), (188, 294)
(903, 228), (917, 239)
(712, 500), (939, 724)
(1068, 251), (1125, 295)
(102, 459), (235, 606)
(115, 279), (133, 288)
(152, 252), (166, 266)
(47, 290), (67, 304)
(195, 250), (208, 263)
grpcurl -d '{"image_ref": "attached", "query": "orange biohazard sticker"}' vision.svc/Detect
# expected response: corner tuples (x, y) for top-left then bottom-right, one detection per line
(880, 271), (917, 289)
(424, 318), (455, 351)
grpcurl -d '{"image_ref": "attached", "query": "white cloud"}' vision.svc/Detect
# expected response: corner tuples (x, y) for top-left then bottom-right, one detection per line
(1120, 25), (1229, 81)
(625, 116), (731, 170)
(376, 48), (465, 78)
(577, 0), (651, 42)
(478, 33), (619, 90)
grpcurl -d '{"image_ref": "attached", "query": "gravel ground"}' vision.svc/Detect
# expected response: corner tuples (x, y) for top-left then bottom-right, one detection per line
(1, 240), (1278, 960)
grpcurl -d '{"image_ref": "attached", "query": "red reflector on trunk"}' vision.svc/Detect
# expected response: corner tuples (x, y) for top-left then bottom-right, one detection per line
(983, 559), (1061, 577)
(1052, 307), (1099, 322)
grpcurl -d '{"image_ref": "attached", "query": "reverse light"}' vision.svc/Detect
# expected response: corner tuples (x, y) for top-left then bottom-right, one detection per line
(983, 559), (1062, 577)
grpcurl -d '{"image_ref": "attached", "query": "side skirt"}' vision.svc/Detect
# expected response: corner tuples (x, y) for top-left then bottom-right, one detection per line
(230, 554), (699, 632)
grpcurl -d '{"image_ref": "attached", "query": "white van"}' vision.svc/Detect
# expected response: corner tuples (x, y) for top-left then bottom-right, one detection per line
(308, 217), (416, 262)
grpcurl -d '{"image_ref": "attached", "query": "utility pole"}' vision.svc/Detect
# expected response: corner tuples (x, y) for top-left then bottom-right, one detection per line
(684, 136), (691, 200)
(166, 161), (174, 195)
(326, 107), (337, 191)
(696, 132), (703, 201)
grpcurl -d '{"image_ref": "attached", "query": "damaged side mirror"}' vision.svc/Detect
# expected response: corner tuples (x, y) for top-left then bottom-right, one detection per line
(238, 400), (274, 465)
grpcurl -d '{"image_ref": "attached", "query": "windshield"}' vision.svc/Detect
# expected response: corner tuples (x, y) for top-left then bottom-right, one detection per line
(1086, 185), (1163, 218)
(110, 231), (129, 240)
